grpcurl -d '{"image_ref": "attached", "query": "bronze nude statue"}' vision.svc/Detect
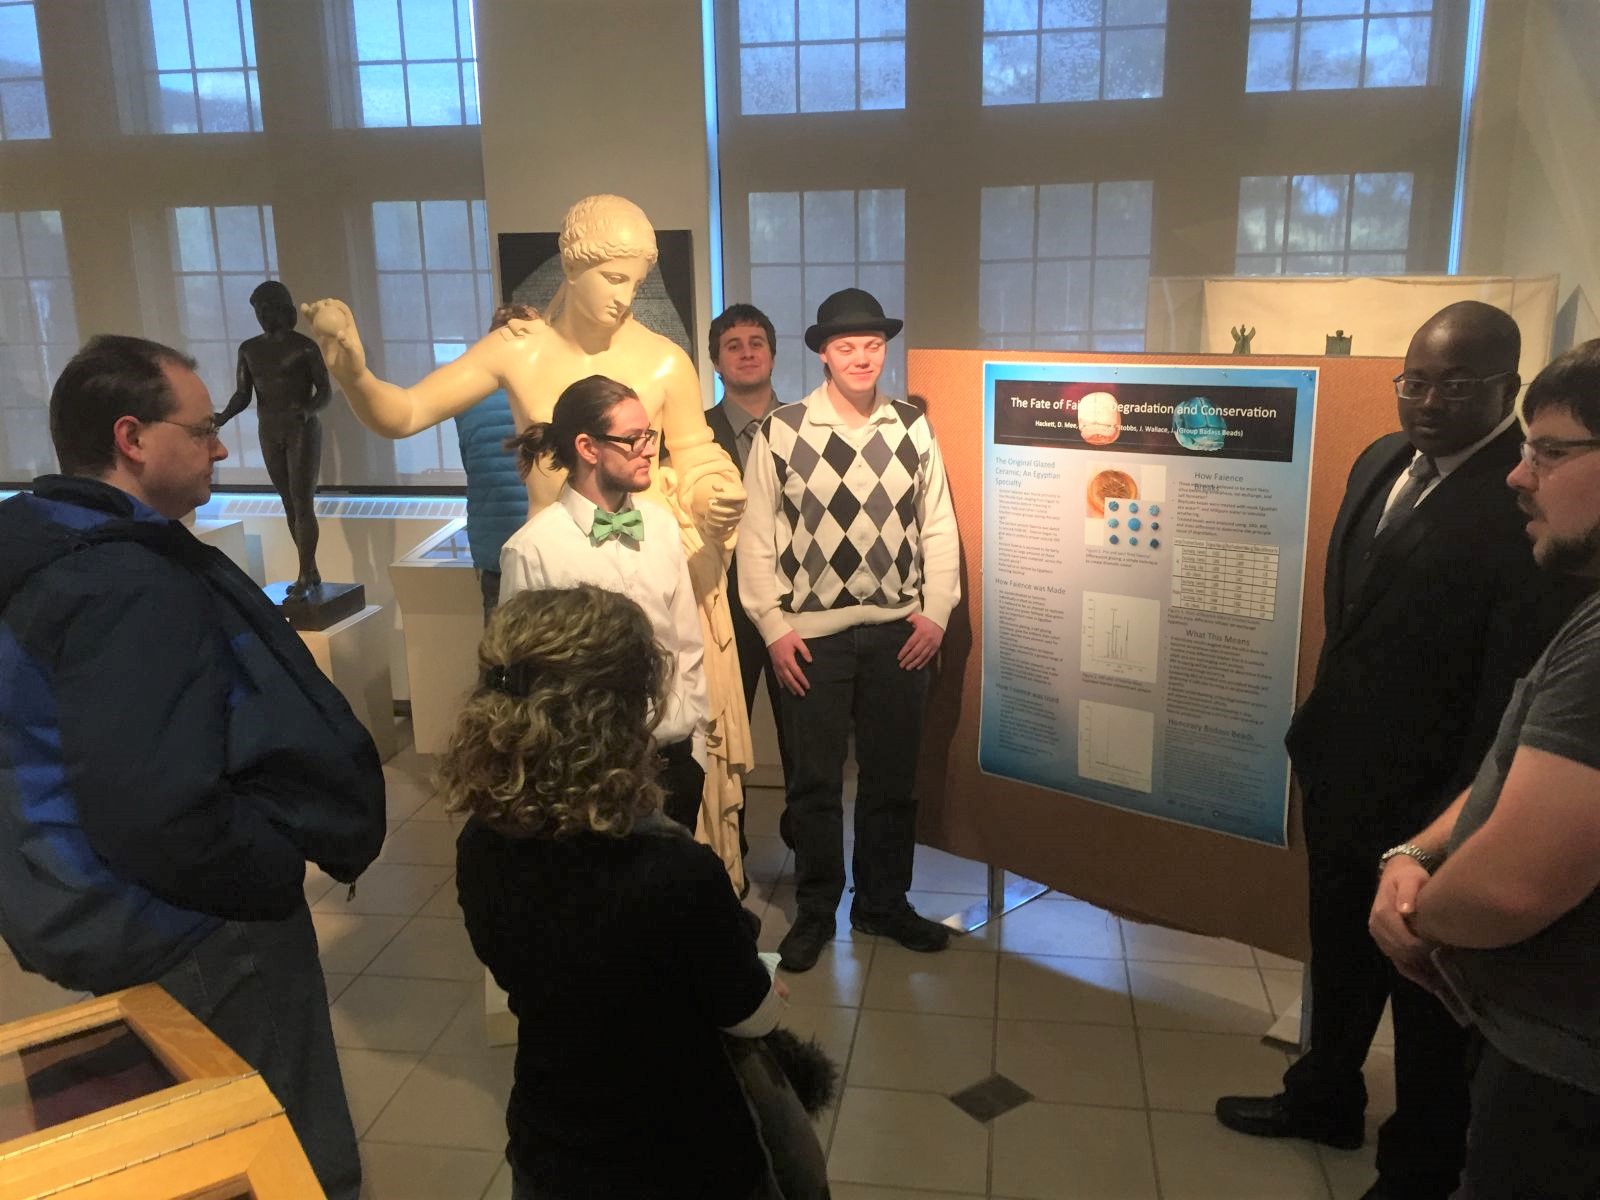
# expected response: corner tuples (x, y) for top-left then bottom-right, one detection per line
(219, 280), (331, 598)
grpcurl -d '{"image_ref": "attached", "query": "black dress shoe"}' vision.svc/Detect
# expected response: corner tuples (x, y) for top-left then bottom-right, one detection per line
(850, 905), (952, 953)
(777, 913), (834, 973)
(1214, 1093), (1364, 1150)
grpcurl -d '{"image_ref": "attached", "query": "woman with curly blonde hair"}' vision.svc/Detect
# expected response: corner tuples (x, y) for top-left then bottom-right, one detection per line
(444, 585), (804, 1200)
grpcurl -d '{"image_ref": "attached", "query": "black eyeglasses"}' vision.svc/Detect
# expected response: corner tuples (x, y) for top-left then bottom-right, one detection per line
(592, 429), (660, 454)
(154, 417), (223, 442)
(1518, 437), (1600, 474)
(1392, 372), (1516, 405)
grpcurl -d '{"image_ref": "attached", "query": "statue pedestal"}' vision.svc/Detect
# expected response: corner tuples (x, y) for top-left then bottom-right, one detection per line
(265, 581), (366, 631)
(295, 604), (399, 762)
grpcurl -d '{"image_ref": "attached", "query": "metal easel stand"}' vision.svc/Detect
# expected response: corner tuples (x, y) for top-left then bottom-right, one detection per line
(940, 864), (1051, 933)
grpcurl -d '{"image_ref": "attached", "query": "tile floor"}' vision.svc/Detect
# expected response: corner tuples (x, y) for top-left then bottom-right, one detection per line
(0, 742), (1399, 1200)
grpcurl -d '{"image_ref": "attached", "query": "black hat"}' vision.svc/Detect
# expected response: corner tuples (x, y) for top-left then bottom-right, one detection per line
(804, 288), (903, 353)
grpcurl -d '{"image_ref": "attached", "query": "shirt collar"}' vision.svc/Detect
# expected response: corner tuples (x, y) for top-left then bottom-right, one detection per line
(557, 480), (634, 536)
(800, 383), (901, 429)
(1420, 412), (1517, 479)
(723, 393), (781, 434)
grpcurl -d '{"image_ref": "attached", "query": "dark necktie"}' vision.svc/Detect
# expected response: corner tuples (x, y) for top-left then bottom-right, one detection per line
(1375, 454), (1438, 536)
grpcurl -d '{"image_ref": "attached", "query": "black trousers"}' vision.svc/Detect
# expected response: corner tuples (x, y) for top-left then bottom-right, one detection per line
(658, 737), (706, 834)
(1284, 792), (1471, 1197)
(1454, 1041), (1600, 1199)
(776, 621), (930, 920)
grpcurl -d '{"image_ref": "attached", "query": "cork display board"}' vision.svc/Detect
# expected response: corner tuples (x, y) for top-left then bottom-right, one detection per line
(910, 349), (1403, 959)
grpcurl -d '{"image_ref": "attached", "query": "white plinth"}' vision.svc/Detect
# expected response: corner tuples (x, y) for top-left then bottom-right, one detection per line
(389, 552), (483, 756)
(298, 604), (399, 762)
(191, 518), (251, 576)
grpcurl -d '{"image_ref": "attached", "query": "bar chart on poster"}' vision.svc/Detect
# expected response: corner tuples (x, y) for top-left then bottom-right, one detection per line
(977, 361), (1317, 846)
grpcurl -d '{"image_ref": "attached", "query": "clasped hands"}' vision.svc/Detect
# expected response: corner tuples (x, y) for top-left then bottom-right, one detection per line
(1368, 857), (1443, 993)
(768, 614), (944, 697)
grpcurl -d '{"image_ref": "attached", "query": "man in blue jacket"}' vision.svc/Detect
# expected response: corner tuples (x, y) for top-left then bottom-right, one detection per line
(0, 335), (386, 1200)
(455, 303), (539, 620)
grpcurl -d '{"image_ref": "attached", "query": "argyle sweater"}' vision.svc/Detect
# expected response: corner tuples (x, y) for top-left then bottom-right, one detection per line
(738, 384), (960, 644)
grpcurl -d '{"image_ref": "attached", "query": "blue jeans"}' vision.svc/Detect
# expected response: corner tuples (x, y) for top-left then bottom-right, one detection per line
(153, 903), (360, 1200)
(776, 620), (931, 920)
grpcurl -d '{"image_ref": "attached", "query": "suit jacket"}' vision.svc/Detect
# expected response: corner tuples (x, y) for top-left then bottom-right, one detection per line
(1286, 424), (1588, 854)
(708, 400), (766, 638)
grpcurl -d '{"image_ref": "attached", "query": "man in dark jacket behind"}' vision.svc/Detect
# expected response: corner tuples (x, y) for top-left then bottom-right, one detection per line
(0, 335), (386, 1199)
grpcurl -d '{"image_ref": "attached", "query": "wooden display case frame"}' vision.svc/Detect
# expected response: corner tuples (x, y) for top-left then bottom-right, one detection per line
(0, 984), (323, 1199)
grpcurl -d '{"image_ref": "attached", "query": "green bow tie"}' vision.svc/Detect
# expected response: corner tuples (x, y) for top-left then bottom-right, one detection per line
(591, 507), (644, 545)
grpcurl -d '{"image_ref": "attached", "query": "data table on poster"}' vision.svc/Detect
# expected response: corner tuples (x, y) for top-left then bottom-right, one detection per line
(1170, 539), (1279, 621)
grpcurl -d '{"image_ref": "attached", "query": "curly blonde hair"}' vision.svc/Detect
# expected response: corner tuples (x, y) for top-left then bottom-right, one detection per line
(435, 586), (669, 838)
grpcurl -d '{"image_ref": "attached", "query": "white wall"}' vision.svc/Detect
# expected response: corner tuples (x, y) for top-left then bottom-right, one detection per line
(1463, 0), (1600, 354)
(474, 0), (717, 400)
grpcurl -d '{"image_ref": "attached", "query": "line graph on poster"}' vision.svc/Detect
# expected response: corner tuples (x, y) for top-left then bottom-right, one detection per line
(1081, 591), (1161, 685)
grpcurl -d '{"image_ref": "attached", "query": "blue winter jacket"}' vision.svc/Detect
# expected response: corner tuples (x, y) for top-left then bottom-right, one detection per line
(0, 476), (386, 994)
(454, 389), (528, 573)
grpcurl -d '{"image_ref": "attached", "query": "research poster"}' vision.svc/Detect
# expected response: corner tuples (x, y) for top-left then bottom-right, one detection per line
(977, 362), (1317, 846)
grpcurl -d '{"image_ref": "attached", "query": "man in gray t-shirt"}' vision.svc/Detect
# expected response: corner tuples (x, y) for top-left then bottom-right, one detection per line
(1371, 337), (1600, 1200)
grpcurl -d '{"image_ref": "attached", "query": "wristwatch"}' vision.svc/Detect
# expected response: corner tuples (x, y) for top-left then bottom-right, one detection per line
(1378, 842), (1443, 875)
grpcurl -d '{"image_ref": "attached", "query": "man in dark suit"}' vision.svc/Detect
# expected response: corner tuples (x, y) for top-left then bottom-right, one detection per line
(706, 303), (793, 856)
(1216, 302), (1588, 1200)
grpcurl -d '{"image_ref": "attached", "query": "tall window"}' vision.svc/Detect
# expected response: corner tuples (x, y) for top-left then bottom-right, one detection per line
(0, 1), (49, 139)
(369, 198), (492, 478)
(162, 205), (278, 470)
(331, 0), (480, 128)
(1235, 172), (1413, 274)
(747, 188), (905, 400)
(982, 0), (1167, 106)
(979, 181), (1153, 351)
(1246, 0), (1434, 92)
(737, 0), (906, 115)
(114, 0), (262, 134)
(0, 211), (77, 477)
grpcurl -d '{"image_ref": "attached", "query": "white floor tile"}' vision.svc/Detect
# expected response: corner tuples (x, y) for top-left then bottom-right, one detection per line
(337, 1047), (420, 1136)
(1150, 1110), (1332, 1199)
(907, 890), (1002, 952)
(826, 1086), (989, 1194)
(378, 818), (460, 866)
(1122, 920), (1256, 966)
(775, 939), (875, 1008)
(1260, 967), (1305, 1019)
(315, 863), (453, 917)
(1128, 961), (1274, 1035)
(846, 1009), (994, 1094)
(365, 1049), (515, 1150)
(863, 942), (998, 1017)
(909, 846), (989, 895)
(312, 911), (408, 976)
(1139, 1029), (1291, 1114)
(366, 916), (482, 981)
(331, 975), (475, 1052)
(418, 875), (463, 919)
(998, 952), (1134, 1026)
(996, 1019), (1146, 1109)
(357, 1140), (501, 1200)
(999, 898), (1123, 958)
(991, 1100), (1160, 1200)
(0, 960), (82, 1022)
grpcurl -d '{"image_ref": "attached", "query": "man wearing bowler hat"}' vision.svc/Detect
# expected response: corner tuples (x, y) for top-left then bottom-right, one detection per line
(738, 288), (962, 972)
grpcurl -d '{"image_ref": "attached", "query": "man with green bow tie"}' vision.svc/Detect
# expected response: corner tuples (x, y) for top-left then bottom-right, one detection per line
(500, 375), (710, 830)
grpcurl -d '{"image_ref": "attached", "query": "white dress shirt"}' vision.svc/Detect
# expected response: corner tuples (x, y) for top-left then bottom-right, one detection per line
(499, 483), (709, 763)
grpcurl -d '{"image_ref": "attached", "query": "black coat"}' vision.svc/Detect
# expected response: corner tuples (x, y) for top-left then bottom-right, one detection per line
(1285, 425), (1588, 855)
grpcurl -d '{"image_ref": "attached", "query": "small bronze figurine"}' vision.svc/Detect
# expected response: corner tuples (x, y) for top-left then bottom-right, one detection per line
(1231, 325), (1256, 354)
(219, 281), (331, 599)
(1326, 329), (1353, 356)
